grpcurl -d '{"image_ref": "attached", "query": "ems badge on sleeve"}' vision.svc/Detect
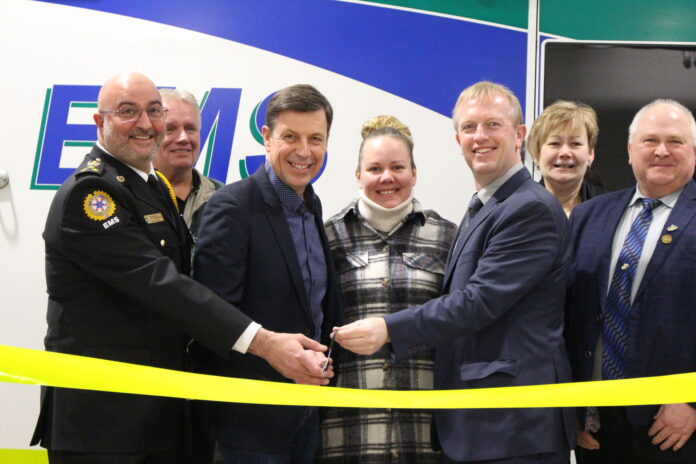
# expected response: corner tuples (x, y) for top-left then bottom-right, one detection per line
(83, 190), (119, 229)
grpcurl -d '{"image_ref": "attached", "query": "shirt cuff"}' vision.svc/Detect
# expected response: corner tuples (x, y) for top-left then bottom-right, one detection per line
(231, 322), (262, 354)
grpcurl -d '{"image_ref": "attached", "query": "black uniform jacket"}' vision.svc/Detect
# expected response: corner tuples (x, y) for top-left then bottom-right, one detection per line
(31, 146), (252, 453)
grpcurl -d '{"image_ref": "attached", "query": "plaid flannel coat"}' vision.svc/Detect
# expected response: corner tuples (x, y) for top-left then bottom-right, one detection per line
(318, 199), (456, 464)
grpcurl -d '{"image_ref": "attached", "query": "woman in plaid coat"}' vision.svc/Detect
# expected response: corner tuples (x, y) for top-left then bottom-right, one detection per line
(318, 116), (456, 463)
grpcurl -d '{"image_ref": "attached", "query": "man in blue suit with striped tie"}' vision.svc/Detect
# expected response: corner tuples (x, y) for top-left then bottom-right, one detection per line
(567, 99), (696, 463)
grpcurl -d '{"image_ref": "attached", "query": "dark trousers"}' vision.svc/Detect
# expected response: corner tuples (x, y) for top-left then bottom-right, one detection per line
(575, 407), (696, 464)
(442, 449), (570, 464)
(216, 407), (320, 464)
(48, 450), (182, 464)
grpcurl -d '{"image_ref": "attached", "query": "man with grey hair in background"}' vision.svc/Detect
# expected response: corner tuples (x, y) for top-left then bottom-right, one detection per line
(153, 88), (223, 241)
(567, 99), (696, 462)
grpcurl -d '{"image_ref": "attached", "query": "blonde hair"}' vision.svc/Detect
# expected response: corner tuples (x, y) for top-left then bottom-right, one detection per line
(452, 81), (523, 130)
(527, 100), (598, 161)
(358, 115), (415, 171)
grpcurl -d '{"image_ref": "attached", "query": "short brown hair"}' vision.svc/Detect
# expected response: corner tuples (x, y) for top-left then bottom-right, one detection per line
(265, 84), (333, 134)
(527, 100), (598, 162)
(452, 81), (523, 130)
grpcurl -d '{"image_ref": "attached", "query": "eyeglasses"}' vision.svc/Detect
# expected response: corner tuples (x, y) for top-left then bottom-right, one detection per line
(99, 105), (168, 123)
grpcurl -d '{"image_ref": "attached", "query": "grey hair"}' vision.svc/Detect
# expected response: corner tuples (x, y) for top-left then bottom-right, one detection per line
(159, 88), (201, 124)
(628, 99), (696, 143)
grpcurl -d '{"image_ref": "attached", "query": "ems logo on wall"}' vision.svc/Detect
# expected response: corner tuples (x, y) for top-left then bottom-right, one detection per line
(31, 85), (328, 189)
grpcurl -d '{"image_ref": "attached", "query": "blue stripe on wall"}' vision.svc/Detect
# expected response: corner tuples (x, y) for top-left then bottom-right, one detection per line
(40, 0), (528, 117)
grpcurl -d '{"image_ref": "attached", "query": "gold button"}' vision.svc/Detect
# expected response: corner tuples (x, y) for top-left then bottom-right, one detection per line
(381, 278), (390, 286)
(390, 449), (399, 458)
(382, 244), (389, 251)
(382, 362), (389, 371)
(385, 408), (392, 413)
(620, 263), (629, 270)
(160, 239), (165, 247)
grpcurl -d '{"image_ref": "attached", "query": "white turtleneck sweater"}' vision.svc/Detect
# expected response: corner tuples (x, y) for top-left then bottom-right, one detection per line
(356, 189), (414, 234)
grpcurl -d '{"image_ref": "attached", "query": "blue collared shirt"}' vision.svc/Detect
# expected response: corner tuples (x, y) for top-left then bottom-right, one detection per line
(265, 161), (327, 340)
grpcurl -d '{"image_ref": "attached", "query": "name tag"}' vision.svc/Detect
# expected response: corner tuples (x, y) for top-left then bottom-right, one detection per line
(144, 213), (165, 224)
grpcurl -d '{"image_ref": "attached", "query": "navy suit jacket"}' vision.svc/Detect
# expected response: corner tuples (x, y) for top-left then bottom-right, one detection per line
(193, 166), (342, 452)
(386, 168), (575, 462)
(566, 181), (696, 427)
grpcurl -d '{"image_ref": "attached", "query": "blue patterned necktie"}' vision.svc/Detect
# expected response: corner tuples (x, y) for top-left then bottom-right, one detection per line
(447, 193), (483, 272)
(462, 193), (483, 230)
(454, 193), (482, 245)
(602, 197), (662, 380)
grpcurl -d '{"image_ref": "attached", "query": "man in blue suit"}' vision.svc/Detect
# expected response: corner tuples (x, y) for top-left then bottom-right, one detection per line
(567, 99), (696, 463)
(335, 81), (574, 463)
(193, 84), (342, 463)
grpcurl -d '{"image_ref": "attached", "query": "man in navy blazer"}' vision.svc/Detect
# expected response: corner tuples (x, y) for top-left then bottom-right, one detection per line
(567, 99), (696, 462)
(193, 84), (342, 463)
(335, 81), (574, 463)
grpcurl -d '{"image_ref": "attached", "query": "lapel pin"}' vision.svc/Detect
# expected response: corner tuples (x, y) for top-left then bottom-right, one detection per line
(661, 234), (672, 244)
(667, 224), (678, 232)
(116, 176), (125, 183)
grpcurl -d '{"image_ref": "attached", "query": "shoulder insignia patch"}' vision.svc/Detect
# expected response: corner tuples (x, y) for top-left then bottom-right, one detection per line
(76, 158), (104, 177)
(83, 190), (116, 221)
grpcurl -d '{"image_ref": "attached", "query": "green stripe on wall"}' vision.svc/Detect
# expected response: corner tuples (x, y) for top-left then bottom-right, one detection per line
(540, 0), (696, 41)
(369, 0), (528, 29)
(0, 450), (47, 463)
(63, 141), (95, 147)
(70, 102), (97, 108)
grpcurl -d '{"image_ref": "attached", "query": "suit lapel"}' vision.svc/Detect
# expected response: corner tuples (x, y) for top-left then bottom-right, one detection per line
(594, 189), (635, 313)
(444, 201), (496, 279)
(253, 168), (311, 314)
(633, 181), (696, 302)
(443, 168), (530, 284)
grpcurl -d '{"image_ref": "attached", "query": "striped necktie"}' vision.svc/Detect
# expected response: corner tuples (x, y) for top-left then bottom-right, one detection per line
(463, 193), (483, 229)
(602, 197), (662, 380)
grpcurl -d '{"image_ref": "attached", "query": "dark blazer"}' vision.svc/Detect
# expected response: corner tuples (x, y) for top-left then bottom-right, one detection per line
(193, 166), (342, 453)
(385, 168), (575, 462)
(31, 146), (252, 453)
(566, 181), (696, 427)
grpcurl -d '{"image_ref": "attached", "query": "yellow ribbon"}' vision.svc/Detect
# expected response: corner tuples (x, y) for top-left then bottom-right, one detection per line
(1, 345), (694, 408)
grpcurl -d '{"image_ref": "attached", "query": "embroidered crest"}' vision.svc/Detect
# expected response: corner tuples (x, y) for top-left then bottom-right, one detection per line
(83, 190), (116, 221)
